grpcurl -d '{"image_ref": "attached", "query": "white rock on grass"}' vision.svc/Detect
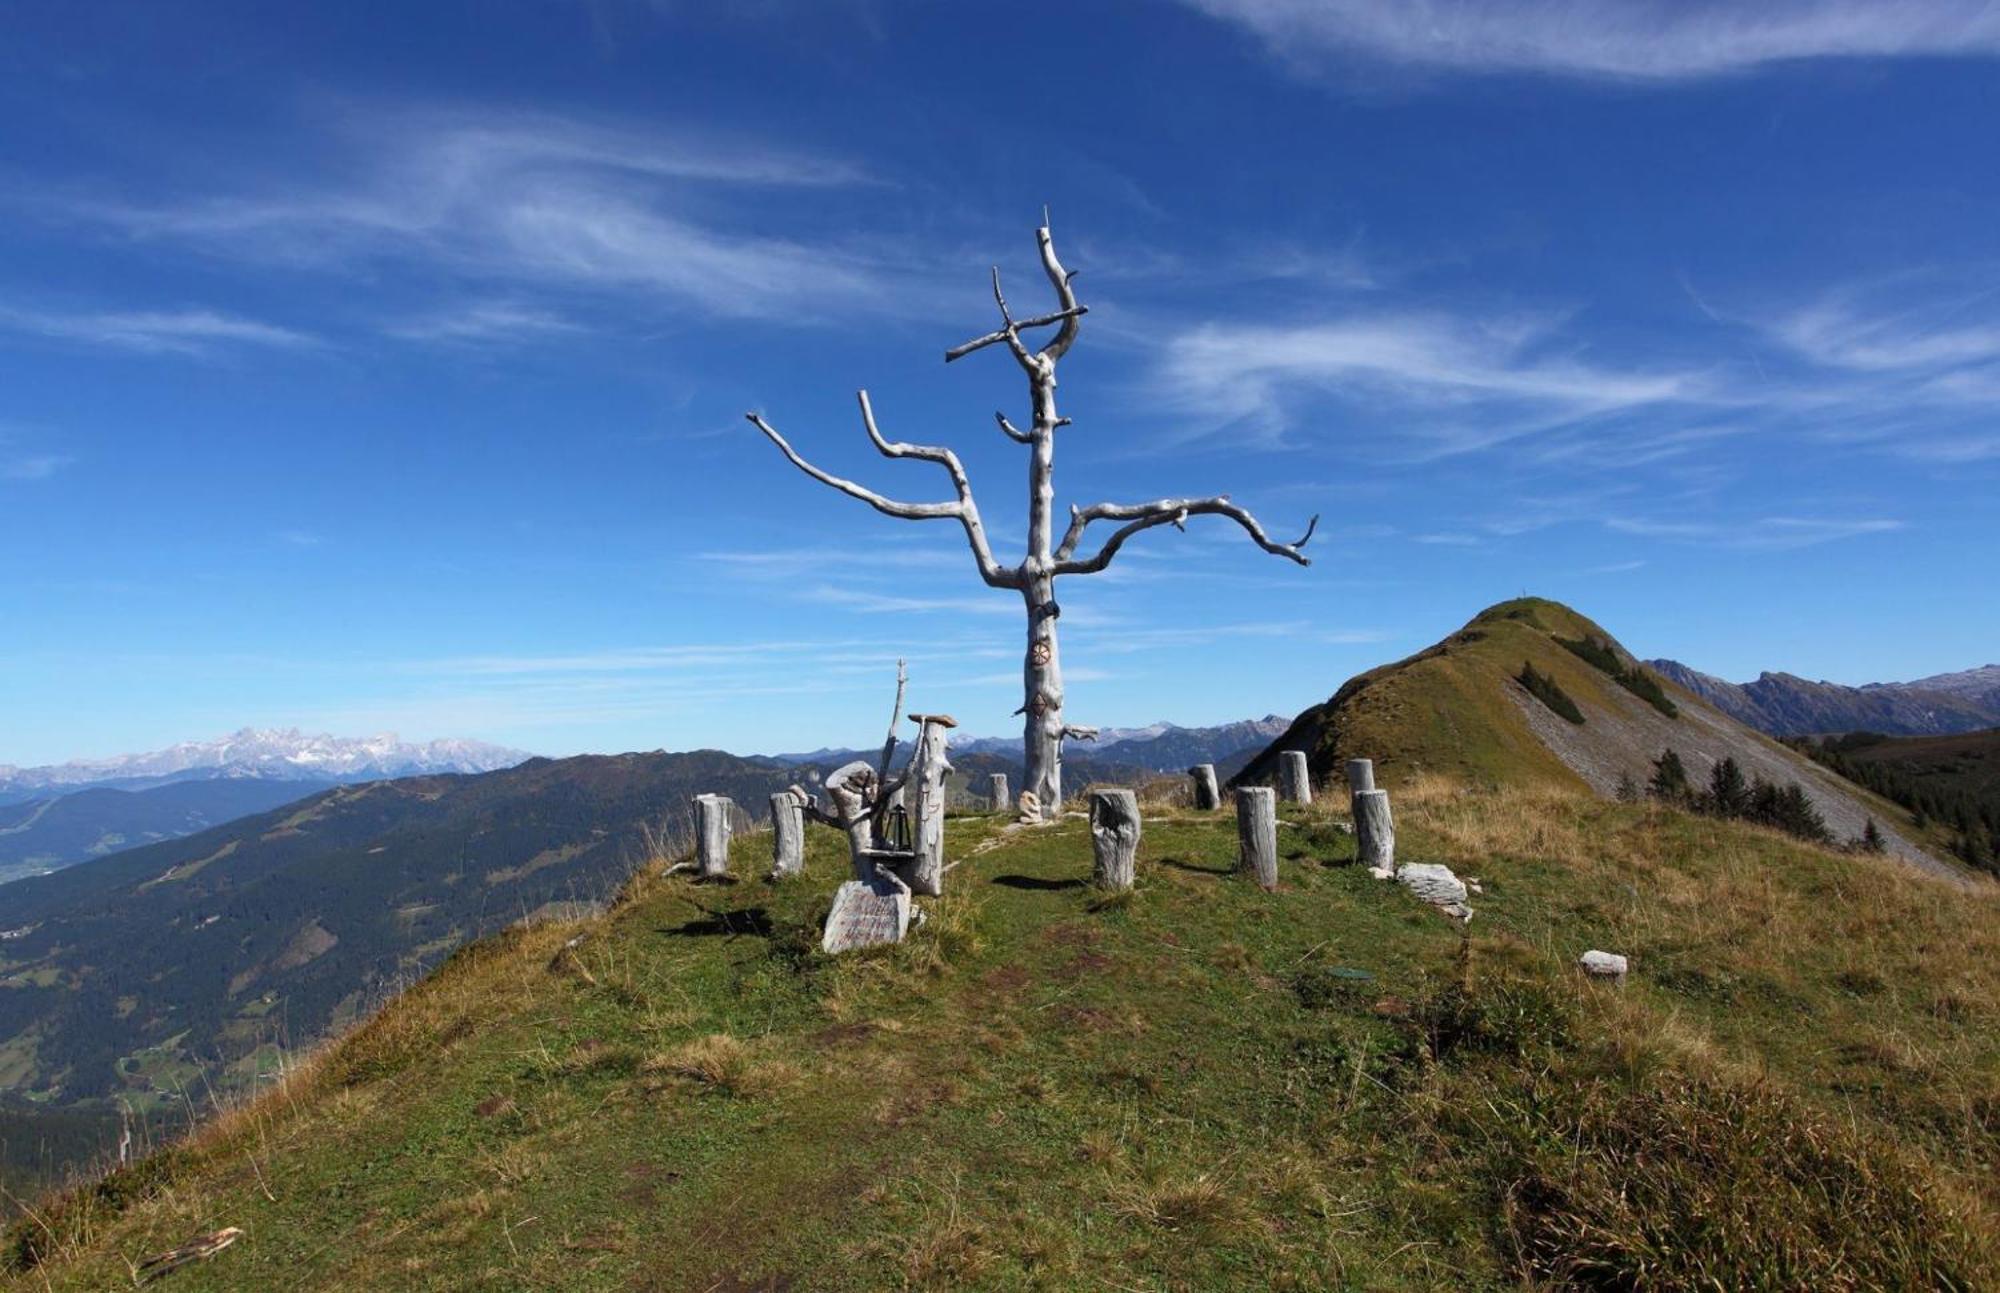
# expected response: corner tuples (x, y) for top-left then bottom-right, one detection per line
(1396, 863), (1474, 922)
(1578, 949), (1629, 978)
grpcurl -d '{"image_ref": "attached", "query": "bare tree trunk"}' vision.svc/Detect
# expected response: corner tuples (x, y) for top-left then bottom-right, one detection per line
(1277, 751), (1312, 804)
(1236, 786), (1278, 890)
(1189, 764), (1220, 810)
(1021, 575), (1065, 814)
(907, 714), (954, 896)
(1089, 789), (1141, 890)
(694, 794), (733, 880)
(1346, 758), (1376, 798)
(1355, 789), (1395, 872)
(985, 773), (1010, 812)
(769, 790), (805, 878)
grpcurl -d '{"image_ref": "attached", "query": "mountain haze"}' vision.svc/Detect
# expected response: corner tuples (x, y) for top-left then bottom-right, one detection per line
(0, 779), (334, 886)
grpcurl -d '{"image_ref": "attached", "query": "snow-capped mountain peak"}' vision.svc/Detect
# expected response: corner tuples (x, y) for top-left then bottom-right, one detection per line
(0, 728), (532, 797)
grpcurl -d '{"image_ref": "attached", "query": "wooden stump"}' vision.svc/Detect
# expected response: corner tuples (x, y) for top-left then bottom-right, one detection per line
(986, 772), (1010, 813)
(693, 793), (733, 880)
(1189, 763), (1220, 810)
(1089, 789), (1141, 891)
(1346, 758), (1376, 798)
(1277, 751), (1312, 804)
(906, 714), (955, 896)
(1355, 789), (1394, 871)
(1236, 786), (1278, 891)
(769, 790), (805, 878)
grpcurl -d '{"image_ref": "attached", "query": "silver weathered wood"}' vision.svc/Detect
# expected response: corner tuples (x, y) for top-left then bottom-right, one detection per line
(824, 760), (882, 882)
(1089, 789), (1141, 890)
(1236, 786), (1278, 891)
(693, 793), (733, 880)
(747, 220), (1317, 821)
(1355, 789), (1395, 871)
(1346, 758), (1375, 798)
(821, 875), (910, 954)
(769, 790), (805, 878)
(1277, 751), (1312, 804)
(906, 714), (955, 896)
(1189, 764), (1220, 810)
(985, 772), (1010, 812)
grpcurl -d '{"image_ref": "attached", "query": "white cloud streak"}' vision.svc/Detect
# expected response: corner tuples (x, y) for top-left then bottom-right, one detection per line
(1182, 0), (2000, 82)
(0, 305), (317, 355)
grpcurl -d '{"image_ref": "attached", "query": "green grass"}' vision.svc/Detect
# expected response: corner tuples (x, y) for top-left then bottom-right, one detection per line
(7, 786), (1997, 1290)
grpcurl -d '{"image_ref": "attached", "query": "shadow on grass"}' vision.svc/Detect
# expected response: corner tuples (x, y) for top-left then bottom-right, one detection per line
(990, 874), (1088, 892)
(1157, 856), (1233, 877)
(658, 906), (775, 939)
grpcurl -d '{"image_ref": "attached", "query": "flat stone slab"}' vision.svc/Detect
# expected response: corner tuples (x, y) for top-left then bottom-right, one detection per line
(1579, 949), (1629, 978)
(821, 876), (911, 955)
(1397, 863), (1468, 905)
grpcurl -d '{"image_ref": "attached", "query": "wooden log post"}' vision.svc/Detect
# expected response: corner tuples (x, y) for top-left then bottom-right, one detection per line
(693, 793), (733, 880)
(1346, 758), (1376, 799)
(1089, 789), (1141, 890)
(1236, 786), (1278, 891)
(906, 713), (956, 896)
(986, 772), (1010, 813)
(769, 790), (805, 878)
(1355, 788), (1395, 872)
(1277, 751), (1312, 805)
(1189, 763), (1220, 810)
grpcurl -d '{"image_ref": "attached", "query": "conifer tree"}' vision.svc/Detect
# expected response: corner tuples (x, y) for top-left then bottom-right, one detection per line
(1649, 748), (1690, 803)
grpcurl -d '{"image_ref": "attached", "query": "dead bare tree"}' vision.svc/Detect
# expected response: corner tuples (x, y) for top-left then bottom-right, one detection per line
(748, 216), (1315, 819)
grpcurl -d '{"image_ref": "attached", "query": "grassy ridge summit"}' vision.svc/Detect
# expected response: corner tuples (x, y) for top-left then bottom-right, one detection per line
(6, 783), (1995, 1289)
(1240, 598), (1960, 880)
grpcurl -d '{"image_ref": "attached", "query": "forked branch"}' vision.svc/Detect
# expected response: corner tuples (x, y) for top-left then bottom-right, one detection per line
(1053, 497), (1318, 575)
(745, 394), (1019, 588)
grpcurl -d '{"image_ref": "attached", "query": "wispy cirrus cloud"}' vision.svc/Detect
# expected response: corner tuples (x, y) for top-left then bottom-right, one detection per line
(1148, 311), (1708, 455)
(0, 304), (317, 356)
(2, 451), (72, 481)
(384, 300), (584, 345)
(1605, 514), (1903, 549)
(62, 107), (907, 323)
(1181, 0), (2000, 83)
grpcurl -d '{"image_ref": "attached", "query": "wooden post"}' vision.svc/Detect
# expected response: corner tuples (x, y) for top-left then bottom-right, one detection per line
(694, 793), (733, 880)
(986, 772), (1010, 812)
(1355, 789), (1394, 871)
(1189, 763), (1220, 810)
(1277, 751), (1312, 805)
(1236, 786), (1278, 891)
(769, 790), (805, 878)
(906, 714), (956, 896)
(1346, 758), (1375, 798)
(1089, 789), (1141, 890)
(824, 760), (880, 882)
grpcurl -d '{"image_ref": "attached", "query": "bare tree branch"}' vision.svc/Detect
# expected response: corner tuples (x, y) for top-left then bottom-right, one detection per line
(994, 411), (1031, 444)
(945, 305), (1088, 364)
(744, 398), (1021, 589)
(1036, 219), (1081, 361)
(1053, 497), (1318, 574)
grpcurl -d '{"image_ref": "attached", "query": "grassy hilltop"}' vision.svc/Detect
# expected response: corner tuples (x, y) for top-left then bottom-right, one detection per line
(8, 777), (1997, 1290)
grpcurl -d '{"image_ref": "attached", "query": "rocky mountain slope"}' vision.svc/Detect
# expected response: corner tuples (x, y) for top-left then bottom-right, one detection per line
(1240, 599), (1959, 882)
(0, 729), (529, 805)
(1646, 659), (2000, 737)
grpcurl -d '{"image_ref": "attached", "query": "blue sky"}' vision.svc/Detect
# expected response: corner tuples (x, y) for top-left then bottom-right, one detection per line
(4, 1), (1998, 766)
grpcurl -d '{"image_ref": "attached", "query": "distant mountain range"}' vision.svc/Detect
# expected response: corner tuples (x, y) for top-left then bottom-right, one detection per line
(771, 716), (1290, 774)
(0, 728), (531, 805)
(1647, 661), (2000, 737)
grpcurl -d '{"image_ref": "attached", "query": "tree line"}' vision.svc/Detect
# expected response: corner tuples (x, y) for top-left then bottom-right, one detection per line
(1620, 749), (1885, 853)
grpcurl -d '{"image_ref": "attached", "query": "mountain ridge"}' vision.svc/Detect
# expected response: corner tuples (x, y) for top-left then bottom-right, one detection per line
(1648, 659), (2000, 737)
